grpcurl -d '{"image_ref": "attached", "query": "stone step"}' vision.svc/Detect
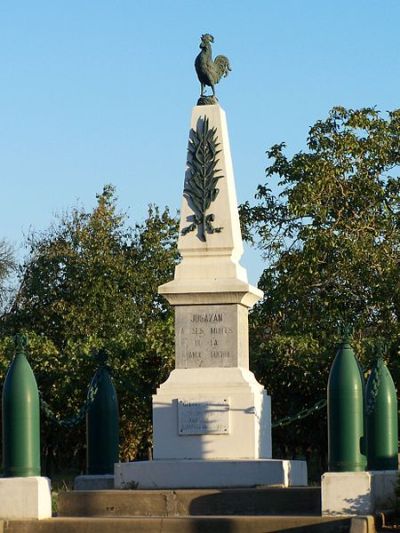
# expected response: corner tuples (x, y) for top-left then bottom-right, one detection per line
(2, 515), (353, 533)
(58, 487), (321, 517)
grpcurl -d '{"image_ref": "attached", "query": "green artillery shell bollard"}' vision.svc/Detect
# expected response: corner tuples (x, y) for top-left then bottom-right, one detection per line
(366, 357), (398, 470)
(327, 334), (367, 472)
(2, 334), (41, 477)
(86, 353), (119, 475)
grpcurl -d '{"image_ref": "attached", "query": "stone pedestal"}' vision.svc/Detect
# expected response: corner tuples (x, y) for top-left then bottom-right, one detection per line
(322, 471), (398, 515)
(0, 477), (52, 519)
(115, 459), (307, 489)
(154, 104), (269, 464)
(116, 103), (307, 489)
(153, 367), (271, 460)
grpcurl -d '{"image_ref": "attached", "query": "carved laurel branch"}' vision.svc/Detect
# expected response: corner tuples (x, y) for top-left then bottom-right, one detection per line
(182, 117), (224, 241)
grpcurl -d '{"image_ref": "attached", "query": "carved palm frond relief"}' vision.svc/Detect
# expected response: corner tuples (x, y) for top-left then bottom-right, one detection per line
(182, 117), (224, 241)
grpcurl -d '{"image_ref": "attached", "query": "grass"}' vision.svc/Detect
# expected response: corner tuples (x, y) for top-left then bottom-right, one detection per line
(50, 473), (75, 515)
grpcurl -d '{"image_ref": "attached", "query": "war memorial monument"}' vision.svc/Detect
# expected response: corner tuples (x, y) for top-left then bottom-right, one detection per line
(1, 34), (399, 531)
(115, 33), (307, 489)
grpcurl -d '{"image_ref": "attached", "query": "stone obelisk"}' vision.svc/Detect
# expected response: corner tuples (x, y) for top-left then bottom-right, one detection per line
(154, 101), (271, 462)
(114, 35), (307, 488)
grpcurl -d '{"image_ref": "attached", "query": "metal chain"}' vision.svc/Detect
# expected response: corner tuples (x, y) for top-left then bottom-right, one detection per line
(39, 371), (100, 428)
(272, 398), (327, 428)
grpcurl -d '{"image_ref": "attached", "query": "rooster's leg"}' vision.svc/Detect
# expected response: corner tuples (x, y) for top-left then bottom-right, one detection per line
(211, 84), (215, 97)
(201, 83), (205, 96)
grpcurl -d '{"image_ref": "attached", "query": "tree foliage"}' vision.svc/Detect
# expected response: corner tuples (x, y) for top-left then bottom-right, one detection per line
(240, 107), (400, 472)
(0, 185), (179, 473)
(0, 239), (15, 313)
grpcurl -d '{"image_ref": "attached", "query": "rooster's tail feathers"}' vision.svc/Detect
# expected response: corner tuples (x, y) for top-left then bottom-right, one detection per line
(214, 55), (231, 82)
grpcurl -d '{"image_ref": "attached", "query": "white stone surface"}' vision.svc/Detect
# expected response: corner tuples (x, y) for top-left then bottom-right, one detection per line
(152, 367), (271, 460)
(158, 104), (262, 306)
(178, 105), (243, 258)
(145, 103), (306, 487)
(74, 474), (114, 490)
(115, 459), (307, 489)
(153, 105), (275, 468)
(0, 476), (52, 519)
(321, 470), (398, 516)
(159, 278), (263, 307)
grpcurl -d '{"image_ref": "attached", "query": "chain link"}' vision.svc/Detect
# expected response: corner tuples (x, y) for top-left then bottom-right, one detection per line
(40, 371), (100, 428)
(40, 357), (326, 430)
(272, 398), (327, 428)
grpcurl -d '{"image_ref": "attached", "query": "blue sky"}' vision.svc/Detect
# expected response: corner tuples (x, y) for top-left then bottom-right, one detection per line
(1, 1), (400, 284)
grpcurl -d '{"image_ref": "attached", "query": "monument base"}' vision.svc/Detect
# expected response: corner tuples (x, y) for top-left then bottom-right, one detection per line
(321, 471), (398, 515)
(74, 474), (114, 490)
(115, 459), (307, 489)
(0, 476), (52, 519)
(153, 367), (272, 460)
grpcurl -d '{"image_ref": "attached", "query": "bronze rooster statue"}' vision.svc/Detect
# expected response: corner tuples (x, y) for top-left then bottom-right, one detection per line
(195, 34), (231, 102)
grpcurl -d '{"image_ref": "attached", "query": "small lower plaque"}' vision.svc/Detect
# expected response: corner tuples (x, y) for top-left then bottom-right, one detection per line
(178, 399), (230, 435)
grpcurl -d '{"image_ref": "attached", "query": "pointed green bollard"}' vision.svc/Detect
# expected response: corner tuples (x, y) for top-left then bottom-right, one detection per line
(366, 357), (398, 470)
(86, 350), (119, 475)
(356, 355), (367, 458)
(2, 334), (41, 477)
(327, 334), (367, 472)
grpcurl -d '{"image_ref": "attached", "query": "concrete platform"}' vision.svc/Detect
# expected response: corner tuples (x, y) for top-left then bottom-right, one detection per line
(114, 459), (307, 489)
(1, 516), (355, 532)
(58, 487), (321, 517)
(0, 477), (52, 520)
(1, 486), (378, 532)
(322, 471), (398, 516)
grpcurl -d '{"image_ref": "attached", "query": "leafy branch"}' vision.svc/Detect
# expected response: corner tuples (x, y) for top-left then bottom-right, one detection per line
(182, 117), (224, 241)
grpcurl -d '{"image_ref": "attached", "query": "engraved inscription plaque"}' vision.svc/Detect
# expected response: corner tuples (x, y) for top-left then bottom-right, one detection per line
(178, 398), (230, 435)
(175, 304), (248, 369)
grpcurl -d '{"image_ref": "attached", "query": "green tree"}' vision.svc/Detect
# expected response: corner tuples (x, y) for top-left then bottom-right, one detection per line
(0, 239), (15, 313)
(0, 185), (179, 474)
(240, 107), (400, 474)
